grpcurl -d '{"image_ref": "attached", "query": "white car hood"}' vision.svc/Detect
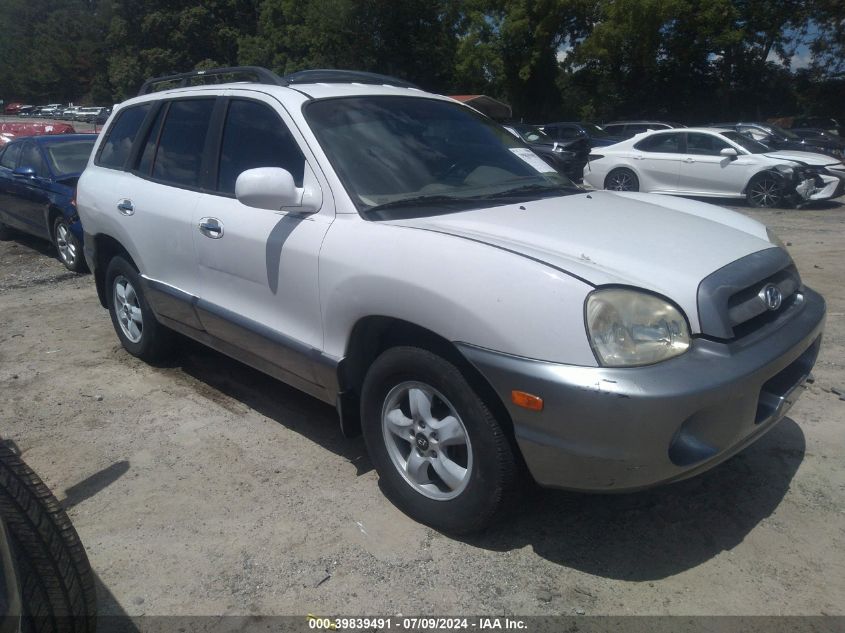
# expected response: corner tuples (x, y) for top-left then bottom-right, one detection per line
(388, 190), (777, 332)
(763, 150), (840, 166)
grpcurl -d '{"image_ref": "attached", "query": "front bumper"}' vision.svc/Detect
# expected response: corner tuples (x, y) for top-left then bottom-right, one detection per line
(458, 287), (825, 491)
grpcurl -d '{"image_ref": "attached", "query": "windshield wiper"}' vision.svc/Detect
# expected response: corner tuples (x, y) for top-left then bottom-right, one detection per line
(363, 194), (472, 213)
(477, 183), (582, 199)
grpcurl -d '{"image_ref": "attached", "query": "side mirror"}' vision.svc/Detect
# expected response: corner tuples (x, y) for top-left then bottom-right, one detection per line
(720, 147), (738, 159)
(13, 166), (36, 178)
(235, 166), (321, 213)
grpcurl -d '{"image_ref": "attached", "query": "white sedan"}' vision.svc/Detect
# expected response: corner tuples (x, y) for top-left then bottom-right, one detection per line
(583, 127), (845, 207)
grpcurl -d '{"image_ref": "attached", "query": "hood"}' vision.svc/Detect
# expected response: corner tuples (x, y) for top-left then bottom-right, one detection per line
(386, 190), (776, 332)
(764, 150), (840, 166)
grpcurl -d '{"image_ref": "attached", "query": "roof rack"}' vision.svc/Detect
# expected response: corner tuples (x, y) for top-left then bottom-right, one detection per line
(137, 66), (287, 96)
(137, 66), (418, 96)
(283, 69), (419, 89)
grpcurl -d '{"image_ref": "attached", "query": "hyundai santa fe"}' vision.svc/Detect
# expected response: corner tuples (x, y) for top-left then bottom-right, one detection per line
(76, 67), (825, 533)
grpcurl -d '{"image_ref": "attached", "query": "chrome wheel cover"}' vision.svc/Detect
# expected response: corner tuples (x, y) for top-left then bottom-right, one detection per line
(381, 381), (473, 501)
(113, 275), (143, 343)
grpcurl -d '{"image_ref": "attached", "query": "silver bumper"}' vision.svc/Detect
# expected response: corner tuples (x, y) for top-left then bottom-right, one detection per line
(458, 287), (826, 491)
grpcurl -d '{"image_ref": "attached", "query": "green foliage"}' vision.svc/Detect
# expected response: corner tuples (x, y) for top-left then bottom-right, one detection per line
(0, 0), (842, 120)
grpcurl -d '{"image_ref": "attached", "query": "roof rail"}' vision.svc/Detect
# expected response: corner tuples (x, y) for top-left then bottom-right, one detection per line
(137, 66), (419, 97)
(283, 69), (419, 89)
(137, 66), (287, 96)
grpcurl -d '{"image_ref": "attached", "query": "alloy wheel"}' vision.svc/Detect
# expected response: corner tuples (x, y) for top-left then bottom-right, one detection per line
(113, 275), (143, 343)
(749, 178), (781, 208)
(55, 222), (76, 266)
(607, 171), (635, 191)
(381, 381), (473, 501)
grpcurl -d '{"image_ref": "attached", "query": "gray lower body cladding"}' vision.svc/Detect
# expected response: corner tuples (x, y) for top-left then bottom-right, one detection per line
(457, 287), (825, 491)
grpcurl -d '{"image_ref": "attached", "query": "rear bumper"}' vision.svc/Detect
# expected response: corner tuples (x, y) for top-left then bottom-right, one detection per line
(458, 287), (825, 491)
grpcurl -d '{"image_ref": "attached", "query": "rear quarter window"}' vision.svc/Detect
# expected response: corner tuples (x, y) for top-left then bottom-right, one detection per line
(96, 103), (152, 170)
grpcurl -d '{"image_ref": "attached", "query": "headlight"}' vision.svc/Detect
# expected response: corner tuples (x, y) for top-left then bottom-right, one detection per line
(766, 227), (787, 250)
(585, 288), (690, 367)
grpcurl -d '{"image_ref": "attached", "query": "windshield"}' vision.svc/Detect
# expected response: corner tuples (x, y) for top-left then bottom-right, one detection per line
(305, 96), (576, 216)
(512, 125), (551, 144)
(721, 131), (771, 154)
(767, 123), (799, 140)
(583, 123), (609, 137)
(45, 140), (95, 175)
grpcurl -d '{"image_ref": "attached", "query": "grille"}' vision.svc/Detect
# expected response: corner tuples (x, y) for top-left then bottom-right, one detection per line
(698, 248), (802, 340)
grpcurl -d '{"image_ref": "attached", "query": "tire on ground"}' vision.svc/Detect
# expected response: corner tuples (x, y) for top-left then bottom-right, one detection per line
(604, 167), (639, 192)
(105, 255), (174, 362)
(360, 346), (519, 534)
(52, 216), (87, 273)
(746, 171), (785, 208)
(0, 440), (97, 633)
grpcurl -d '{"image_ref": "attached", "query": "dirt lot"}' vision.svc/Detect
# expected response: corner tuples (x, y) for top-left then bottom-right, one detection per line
(1, 198), (844, 619)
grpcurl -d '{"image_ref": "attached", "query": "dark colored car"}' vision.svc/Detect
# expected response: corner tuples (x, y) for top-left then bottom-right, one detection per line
(601, 121), (685, 139)
(790, 128), (845, 159)
(540, 121), (624, 147)
(503, 123), (586, 181)
(713, 122), (841, 159)
(3, 103), (24, 115)
(791, 116), (843, 137)
(0, 440), (97, 632)
(0, 134), (97, 272)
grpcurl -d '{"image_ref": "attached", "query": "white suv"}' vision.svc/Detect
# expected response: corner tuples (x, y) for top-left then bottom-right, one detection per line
(77, 67), (825, 533)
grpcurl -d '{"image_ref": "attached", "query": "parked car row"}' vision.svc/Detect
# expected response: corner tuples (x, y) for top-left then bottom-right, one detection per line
(582, 127), (845, 207)
(4, 102), (112, 124)
(504, 118), (844, 207)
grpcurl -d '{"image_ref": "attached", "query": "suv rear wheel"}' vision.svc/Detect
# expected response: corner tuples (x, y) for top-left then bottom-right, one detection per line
(360, 346), (518, 534)
(105, 256), (173, 362)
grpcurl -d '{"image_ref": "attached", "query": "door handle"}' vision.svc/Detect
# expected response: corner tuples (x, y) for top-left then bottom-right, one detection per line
(198, 217), (224, 239)
(117, 199), (134, 215)
(683, 157), (695, 163)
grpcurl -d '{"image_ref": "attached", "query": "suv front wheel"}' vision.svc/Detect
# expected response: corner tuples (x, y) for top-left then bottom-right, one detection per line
(360, 346), (518, 534)
(105, 256), (173, 362)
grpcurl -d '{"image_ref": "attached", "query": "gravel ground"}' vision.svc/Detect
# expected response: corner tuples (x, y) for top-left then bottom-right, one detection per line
(0, 196), (843, 620)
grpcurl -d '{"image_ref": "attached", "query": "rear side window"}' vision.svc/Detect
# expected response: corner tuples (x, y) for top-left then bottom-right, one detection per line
(0, 144), (21, 170)
(635, 133), (681, 153)
(97, 104), (152, 169)
(20, 143), (48, 177)
(151, 99), (215, 187)
(217, 99), (305, 194)
(135, 105), (166, 176)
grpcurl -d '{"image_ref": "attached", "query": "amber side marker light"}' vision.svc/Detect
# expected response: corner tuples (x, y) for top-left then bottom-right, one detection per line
(511, 390), (544, 411)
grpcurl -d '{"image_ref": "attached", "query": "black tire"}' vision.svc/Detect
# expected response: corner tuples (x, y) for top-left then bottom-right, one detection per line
(604, 167), (639, 191)
(0, 441), (97, 633)
(746, 173), (784, 208)
(52, 217), (87, 273)
(360, 346), (518, 534)
(105, 255), (173, 362)
(0, 220), (12, 240)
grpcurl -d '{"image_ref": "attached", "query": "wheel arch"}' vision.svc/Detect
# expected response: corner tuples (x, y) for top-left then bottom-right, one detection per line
(742, 167), (789, 195)
(91, 233), (138, 308)
(336, 316), (517, 449)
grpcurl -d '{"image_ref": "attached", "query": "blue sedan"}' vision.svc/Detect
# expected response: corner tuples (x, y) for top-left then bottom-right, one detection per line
(0, 134), (97, 272)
